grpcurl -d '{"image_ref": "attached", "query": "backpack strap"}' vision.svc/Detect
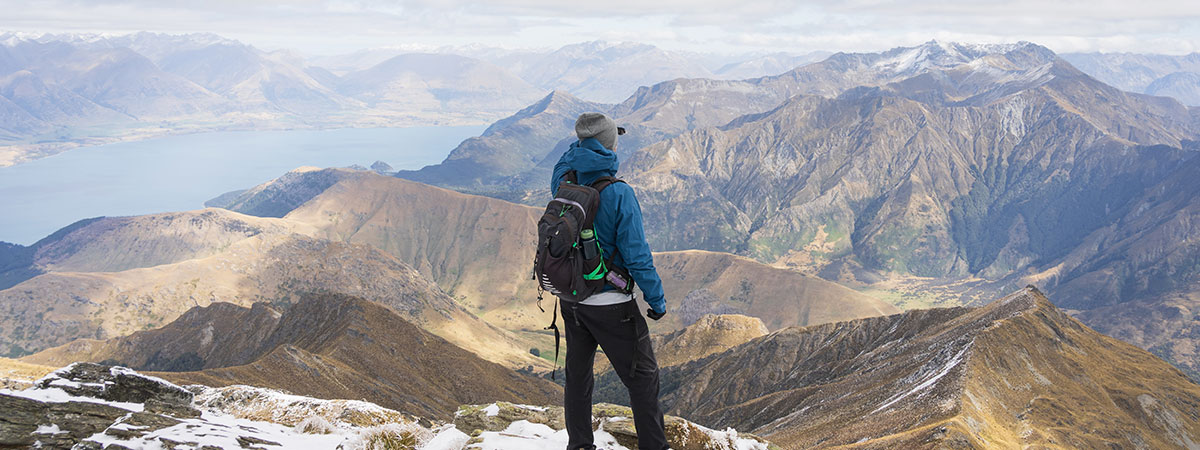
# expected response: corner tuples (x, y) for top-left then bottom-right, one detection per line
(537, 287), (561, 381)
(563, 170), (579, 184)
(589, 176), (624, 192)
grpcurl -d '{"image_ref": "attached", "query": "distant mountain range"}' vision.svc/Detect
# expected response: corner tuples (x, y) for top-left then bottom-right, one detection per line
(1063, 52), (1200, 106)
(0, 33), (829, 166)
(3, 32), (1195, 167)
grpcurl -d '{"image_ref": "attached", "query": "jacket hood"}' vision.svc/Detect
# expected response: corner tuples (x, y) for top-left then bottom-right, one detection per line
(566, 138), (619, 184)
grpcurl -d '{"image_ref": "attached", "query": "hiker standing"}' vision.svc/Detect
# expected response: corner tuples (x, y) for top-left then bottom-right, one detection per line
(545, 113), (669, 450)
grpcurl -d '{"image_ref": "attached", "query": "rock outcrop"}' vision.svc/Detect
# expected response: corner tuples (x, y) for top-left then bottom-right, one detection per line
(0, 362), (201, 449)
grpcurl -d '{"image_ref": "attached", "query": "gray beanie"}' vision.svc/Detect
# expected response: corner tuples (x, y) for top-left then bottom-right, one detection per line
(575, 112), (618, 150)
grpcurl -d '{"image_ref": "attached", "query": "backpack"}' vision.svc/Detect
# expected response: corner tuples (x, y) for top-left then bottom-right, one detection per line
(533, 170), (633, 302)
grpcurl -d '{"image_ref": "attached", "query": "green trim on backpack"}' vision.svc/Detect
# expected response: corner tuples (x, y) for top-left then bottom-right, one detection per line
(583, 256), (606, 280)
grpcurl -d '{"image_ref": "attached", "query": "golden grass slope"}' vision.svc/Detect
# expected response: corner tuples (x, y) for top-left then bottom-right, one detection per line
(155, 294), (562, 421)
(0, 357), (53, 389)
(652, 314), (769, 368)
(279, 172), (896, 335)
(4, 208), (542, 369)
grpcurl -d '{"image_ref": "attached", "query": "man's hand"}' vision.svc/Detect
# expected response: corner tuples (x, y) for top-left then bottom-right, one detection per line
(646, 307), (666, 321)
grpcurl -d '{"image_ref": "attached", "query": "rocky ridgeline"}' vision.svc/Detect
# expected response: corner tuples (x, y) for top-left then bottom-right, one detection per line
(0, 362), (773, 449)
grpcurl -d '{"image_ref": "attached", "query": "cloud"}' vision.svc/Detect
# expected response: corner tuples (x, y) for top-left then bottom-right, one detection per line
(1, 0), (1197, 55)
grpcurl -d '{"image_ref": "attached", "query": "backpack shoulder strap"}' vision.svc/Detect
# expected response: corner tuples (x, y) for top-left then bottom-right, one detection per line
(563, 170), (579, 185)
(589, 176), (624, 192)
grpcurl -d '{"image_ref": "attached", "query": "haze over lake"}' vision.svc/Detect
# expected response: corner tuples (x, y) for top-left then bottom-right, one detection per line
(0, 126), (486, 245)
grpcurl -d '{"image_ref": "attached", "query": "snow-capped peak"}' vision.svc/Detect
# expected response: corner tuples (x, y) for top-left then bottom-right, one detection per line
(872, 40), (1044, 74)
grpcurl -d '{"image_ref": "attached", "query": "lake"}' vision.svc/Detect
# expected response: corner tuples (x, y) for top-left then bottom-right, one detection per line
(0, 126), (486, 246)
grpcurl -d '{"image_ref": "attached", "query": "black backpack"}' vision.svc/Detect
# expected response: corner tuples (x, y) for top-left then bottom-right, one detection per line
(533, 170), (634, 302)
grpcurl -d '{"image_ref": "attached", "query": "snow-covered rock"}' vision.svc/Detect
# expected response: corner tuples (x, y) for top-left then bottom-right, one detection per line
(1, 364), (772, 449)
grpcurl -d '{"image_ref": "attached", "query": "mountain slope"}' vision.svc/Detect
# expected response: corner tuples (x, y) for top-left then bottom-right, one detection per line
(205, 166), (368, 218)
(618, 46), (1197, 285)
(0, 207), (540, 369)
(607, 287), (1200, 449)
(25, 293), (561, 421)
(240, 171), (895, 335)
(650, 314), (769, 368)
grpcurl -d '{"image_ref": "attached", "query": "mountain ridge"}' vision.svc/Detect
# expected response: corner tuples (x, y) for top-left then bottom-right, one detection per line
(23, 292), (562, 421)
(598, 287), (1200, 449)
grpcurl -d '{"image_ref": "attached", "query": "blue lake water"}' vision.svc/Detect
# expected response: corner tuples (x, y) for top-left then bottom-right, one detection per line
(0, 126), (486, 246)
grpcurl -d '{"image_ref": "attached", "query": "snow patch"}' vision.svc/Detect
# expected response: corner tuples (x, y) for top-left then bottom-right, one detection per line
(423, 425), (471, 450)
(483, 403), (501, 416)
(872, 345), (970, 414)
(467, 420), (629, 450)
(82, 409), (349, 450)
(0, 387), (144, 412)
(33, 424), (64, 435)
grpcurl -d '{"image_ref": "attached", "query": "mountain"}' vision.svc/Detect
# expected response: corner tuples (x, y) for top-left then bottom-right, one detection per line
(1062, 52), (1200, 105)
(155, 41), (353, 115)
(336, 53), (546, 120)
(0, 207), (541, 369)
(653, 251), (895, 331)
(402, 41), (1093, 200)
(0, 69), (124, 126)
(617, 42), (1197, 283)
(398, 90), (611, 192)
(1146, 71), (1200, 106)
(218, 169), (895, 337)
(596, 287), (1200, 448)
(0, 38), (226, 127)
(24, 293), (562, 420)
(204, 166), (368, 217)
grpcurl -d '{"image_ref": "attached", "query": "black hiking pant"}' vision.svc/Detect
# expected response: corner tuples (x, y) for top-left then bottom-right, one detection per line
(561, 299), (668, 450)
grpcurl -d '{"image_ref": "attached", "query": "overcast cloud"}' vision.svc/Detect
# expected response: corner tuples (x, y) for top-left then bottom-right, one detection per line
(2, 0), (1197, 55)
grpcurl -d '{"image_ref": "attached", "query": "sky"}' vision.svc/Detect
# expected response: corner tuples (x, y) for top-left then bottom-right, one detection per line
(1, 0), (1199, 56)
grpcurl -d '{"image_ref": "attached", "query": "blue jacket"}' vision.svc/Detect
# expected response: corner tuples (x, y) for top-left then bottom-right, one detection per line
(551, 138), (666, 313)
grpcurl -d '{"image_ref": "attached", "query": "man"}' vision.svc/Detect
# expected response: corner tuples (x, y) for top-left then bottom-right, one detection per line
(551, 112), (669, 450)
